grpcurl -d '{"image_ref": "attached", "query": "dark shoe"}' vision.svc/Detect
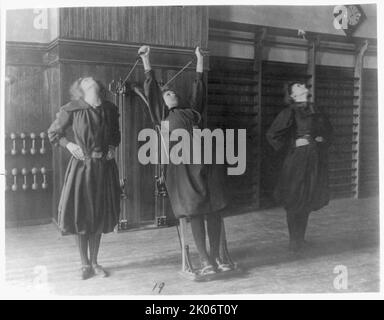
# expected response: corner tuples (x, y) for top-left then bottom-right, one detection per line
(80, 265), (93, 280)
(214, 258), (233, 272)
(92, 264), (108, 278)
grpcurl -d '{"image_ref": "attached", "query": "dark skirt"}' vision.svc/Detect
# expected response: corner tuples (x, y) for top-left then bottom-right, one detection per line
(57, 157), (121, 235)
(274, 142), (330, 215)
(166, 163), (228, 219)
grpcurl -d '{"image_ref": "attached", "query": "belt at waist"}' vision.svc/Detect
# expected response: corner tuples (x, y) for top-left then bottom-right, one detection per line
(83, 151), (105, 160)
(295, 135), (314, 147)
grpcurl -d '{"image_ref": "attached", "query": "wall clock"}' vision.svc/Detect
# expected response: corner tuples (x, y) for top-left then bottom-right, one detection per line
(333, 5), (366, 36)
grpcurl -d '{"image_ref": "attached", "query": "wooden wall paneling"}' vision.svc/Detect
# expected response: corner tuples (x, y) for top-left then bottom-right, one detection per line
(359, 68), (378, 197)
(4, 60), (53, 226)
(306, 37), (319, 105)
(207, 56), (261, 207)
(315, 65), (356, 199)
(251, 28), (266, 209)
(59, 7), (209, 49)
(45, 64), (63, 224)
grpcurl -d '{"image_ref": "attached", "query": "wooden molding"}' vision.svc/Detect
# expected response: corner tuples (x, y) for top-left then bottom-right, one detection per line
(6, 42), (47, 66)
(209, 19), (377, 56)
(7, 38), (210, 70)
(209, 19), (377, 44)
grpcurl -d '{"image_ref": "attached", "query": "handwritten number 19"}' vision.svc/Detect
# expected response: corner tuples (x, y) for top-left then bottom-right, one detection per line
(152, 282), (165, 294)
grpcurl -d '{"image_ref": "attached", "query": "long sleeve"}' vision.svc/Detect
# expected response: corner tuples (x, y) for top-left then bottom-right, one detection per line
(109, 104), (121, 147)
(47, 107), (73, 148)
(266, 108), (295, 152)
(315, 113), (334, 147)
(144, 70), (164, 126)
(323, 114), (333, 143)
(189, 72), (205, 115)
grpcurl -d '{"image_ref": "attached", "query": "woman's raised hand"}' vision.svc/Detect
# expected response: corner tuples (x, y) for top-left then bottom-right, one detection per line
(138, 45), (151, 71)
(195, 46), (203, 59)
(138, 45), (150, 58)
(106, 146), (116, 160)
(195, 46), (204, 73)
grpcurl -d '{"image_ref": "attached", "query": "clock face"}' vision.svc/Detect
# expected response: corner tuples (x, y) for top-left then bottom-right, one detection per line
(348, 5), (362, 26)
(344, 5), (366, 36)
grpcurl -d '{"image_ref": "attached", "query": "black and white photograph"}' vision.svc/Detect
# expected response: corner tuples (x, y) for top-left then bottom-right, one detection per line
(0, 0), (382, 300)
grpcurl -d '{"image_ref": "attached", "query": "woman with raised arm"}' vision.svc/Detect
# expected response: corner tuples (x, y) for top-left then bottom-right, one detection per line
(267, 82), (333, 252)
(138, 45), (233, 275)
(48, 77), (121, 280)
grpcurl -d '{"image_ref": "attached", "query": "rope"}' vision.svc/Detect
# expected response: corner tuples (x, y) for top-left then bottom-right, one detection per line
(161, 57), (196, 89)
(131, 86), (170, 162)
(121, 58), (140, 86)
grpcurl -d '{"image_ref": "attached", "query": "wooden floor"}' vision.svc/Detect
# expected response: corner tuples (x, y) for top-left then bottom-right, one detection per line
(5, 197), (380, 296)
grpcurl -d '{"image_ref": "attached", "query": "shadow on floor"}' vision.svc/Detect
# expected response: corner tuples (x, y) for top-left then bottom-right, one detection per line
(106, 229), (379, 279)
(231, 233), (379, 273)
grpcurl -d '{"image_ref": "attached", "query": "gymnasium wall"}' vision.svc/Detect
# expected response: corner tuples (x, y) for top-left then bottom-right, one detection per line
(208, 5), (377, 68)
(209, 5), (377, 38)
(6, 8), (59, 43)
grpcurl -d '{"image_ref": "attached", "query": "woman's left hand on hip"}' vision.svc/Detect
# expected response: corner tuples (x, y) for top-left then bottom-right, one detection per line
(106, 146), (116, 160)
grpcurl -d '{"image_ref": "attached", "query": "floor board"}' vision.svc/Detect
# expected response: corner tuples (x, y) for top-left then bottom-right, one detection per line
(5, 197), (380, 296)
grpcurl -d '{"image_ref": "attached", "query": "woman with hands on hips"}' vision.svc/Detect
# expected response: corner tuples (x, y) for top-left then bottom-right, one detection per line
(48, 76), (121, 280)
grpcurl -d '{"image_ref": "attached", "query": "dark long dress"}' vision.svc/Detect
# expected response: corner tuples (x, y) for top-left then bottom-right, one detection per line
(266, 102), (333, 214)
(144, 70), (228, 218)
(48, 98), (121, 235)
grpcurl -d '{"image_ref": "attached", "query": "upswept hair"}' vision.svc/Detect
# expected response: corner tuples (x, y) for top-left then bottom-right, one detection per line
(283, 81), (305, 105)
(69, 77), (107, 101)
